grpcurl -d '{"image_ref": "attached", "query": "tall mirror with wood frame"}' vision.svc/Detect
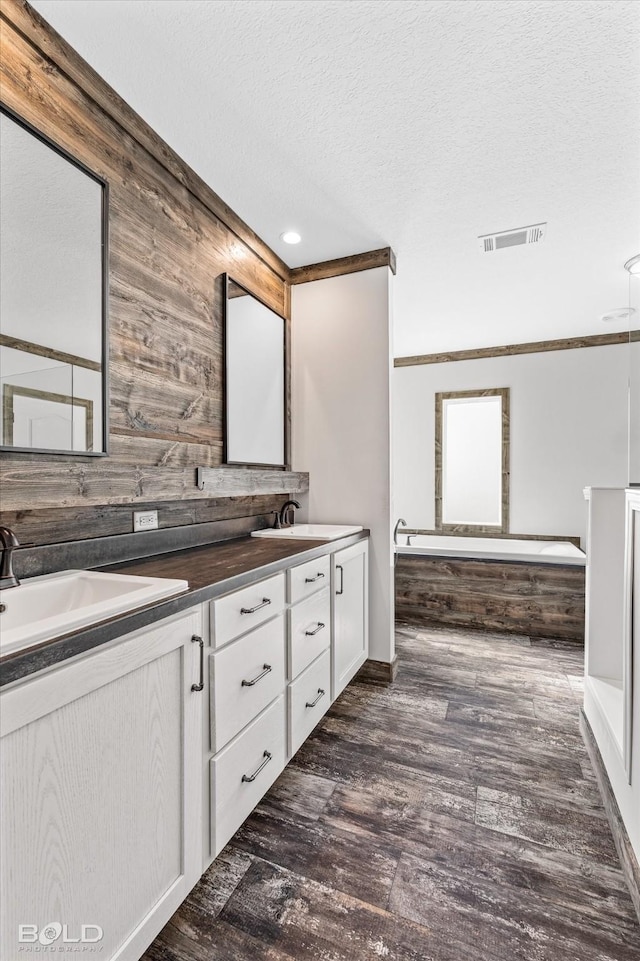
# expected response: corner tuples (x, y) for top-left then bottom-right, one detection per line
(435, 388), (510, 534)
(223, 275), (286, 468)
(0, 106), (108, 456)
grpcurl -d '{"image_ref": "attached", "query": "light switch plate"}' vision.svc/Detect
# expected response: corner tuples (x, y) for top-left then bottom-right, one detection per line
(133, 510), (158, 532)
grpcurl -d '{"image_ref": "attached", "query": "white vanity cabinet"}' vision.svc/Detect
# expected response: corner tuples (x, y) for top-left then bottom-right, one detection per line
(205, 538), (369, 861)
(286, 558), (332, 756)
(206, 574), (288, 858)
(333, 539), (369, 698)
(0, 535), (370, 961)
(0, 607), (204, 961)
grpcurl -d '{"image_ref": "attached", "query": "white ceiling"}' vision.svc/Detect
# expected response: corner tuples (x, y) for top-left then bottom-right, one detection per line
(32, 0), (640, 356)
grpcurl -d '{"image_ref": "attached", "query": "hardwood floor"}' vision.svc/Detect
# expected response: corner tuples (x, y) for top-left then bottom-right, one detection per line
(143, 625), (640, 961)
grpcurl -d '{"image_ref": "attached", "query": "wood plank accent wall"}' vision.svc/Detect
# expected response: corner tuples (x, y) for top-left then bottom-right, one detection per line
(1, 495), (289, 548)
(0, 0), (295, 543)
(395, 330), (640, 368)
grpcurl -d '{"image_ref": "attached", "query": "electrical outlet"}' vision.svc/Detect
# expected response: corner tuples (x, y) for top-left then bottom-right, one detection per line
(133, 510), (158, 532)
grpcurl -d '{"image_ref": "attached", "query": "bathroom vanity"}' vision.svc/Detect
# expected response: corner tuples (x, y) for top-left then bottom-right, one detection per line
(0, 531), (369, 961)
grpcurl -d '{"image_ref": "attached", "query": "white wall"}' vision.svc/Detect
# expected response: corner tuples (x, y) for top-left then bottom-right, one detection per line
(291, 267), (394, 664)
(394, 344), (630, 545)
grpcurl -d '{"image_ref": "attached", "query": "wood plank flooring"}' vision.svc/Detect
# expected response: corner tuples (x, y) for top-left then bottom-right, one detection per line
(143, 625), (640, 961)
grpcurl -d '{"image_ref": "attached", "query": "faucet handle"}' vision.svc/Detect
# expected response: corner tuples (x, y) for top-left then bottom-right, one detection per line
(0, 526), (21, 548)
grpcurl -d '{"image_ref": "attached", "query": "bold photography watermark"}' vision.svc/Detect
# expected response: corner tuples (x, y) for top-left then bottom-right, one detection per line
(18, 922), (104, 953)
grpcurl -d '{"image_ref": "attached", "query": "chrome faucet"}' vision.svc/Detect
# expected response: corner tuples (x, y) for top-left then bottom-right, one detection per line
(0, 526), (21, 590)
(394, 518), (408, 546)
(278, 500), (301, 528)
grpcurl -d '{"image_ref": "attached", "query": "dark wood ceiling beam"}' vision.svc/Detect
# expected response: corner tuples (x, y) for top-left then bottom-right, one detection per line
(395, 330), (640, 367)
(290, 247), (397, 285)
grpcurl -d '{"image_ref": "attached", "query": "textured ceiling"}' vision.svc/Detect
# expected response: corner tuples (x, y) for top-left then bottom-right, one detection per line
(32, 0), (640, 355)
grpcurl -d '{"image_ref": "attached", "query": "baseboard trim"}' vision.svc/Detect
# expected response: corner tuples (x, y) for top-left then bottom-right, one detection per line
(356, 656), (399, 685)
(579, 709), (640, 922)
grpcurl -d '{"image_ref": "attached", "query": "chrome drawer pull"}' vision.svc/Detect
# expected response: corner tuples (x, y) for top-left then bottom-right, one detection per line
(241, 750), (272, 783)
(241, 664), (272, 687)
(240, 597), (271, 615)
(305, 622), (325, 636)
(191, 635), (204, 692)
(305, 688), (325, 709)
(304, 572), (325, 583)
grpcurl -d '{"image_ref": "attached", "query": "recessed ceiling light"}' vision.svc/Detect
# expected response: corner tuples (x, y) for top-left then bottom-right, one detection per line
(624, 254), (640, 274)
(600, 307), (636, 323)
(280, 231), (301, 245)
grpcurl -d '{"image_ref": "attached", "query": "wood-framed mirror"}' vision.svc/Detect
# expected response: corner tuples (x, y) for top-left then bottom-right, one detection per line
(223, 274), (286, 468)
(435, 387), (510, 534)
(0, 105), (109, 456)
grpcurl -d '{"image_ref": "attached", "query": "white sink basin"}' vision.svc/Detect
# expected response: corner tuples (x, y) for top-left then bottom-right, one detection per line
(0, 570), (189, 657)
(252, 524), (363, 541)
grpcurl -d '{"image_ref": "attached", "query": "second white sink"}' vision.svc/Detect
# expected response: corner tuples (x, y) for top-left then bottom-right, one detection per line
(252, 524), (363, 541)
(0, 570), (189, 657)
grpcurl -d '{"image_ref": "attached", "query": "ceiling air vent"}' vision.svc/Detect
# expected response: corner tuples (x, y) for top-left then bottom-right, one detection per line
(478, 223), (546, 253)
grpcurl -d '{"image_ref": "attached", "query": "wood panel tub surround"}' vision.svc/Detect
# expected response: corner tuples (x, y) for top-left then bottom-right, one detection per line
(395, 554), (585, 641)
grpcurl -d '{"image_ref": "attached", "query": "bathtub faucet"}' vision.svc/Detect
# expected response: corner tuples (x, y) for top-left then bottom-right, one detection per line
(0, 526), (21, 590)
(394, 518), (408, 546)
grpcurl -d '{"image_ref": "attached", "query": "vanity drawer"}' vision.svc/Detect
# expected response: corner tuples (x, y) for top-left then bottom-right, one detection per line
(211, 695), (286, 857)
(211, 573), (285, 648)
(287, 555), (331, 605)
(288, 649), (331, 757)
(209, 615), (285, 752)
(289, 588), (331, 679)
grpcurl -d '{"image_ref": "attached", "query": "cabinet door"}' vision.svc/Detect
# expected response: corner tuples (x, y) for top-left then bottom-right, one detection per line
(0, 608), (203, 961)
(332, 540), (369, 698)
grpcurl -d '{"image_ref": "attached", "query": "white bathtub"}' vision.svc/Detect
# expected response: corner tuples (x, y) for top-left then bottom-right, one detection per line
(396, 534), (585, 566)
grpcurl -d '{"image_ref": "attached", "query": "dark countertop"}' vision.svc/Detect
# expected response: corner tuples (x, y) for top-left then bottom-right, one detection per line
(0, 529), (369, 688)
